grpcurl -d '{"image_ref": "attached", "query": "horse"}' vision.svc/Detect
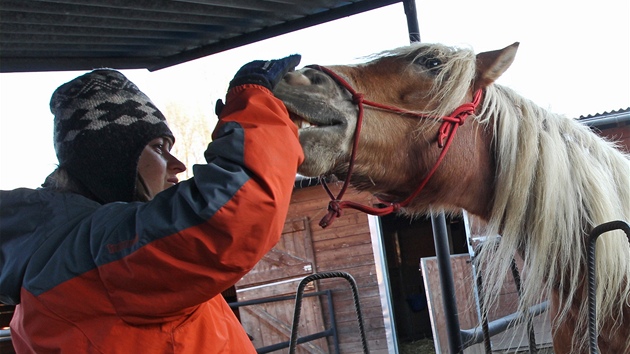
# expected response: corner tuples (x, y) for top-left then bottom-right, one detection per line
(274, 42), (630, 353)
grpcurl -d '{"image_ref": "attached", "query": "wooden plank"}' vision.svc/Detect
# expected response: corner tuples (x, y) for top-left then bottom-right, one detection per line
(316, 244), (375, 259)
(279, 186), (389, 353)
(236, 216), (329, 353)
(236, 277), (314, 301)
(314, 233), (373, 252)
(239, 248), (312, 285)
(315, 250), (376, 267)
(238, 217), (314, 287)
(282, 218), (307, 233)
(421, 255), (484, 354)
(421, 254), (553, 354)
(241, 297), (328, 354)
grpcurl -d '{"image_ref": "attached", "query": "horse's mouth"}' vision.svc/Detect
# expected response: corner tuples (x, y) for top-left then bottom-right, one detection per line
(288, 110), (344, 131)
(279, 96), (348, 132)
(289, 112), (318, 129)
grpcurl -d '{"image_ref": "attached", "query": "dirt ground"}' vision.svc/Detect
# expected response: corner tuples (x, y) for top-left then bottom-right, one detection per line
(398, 338), (554, 353)
(398, 339), (435, 354)
(399, 339), (436, 354)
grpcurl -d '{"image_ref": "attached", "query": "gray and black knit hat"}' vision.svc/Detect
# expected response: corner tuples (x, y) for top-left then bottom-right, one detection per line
(50, 69), (174, 203)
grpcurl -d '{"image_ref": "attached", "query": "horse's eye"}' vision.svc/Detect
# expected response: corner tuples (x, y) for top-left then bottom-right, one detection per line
(426, 58), (442, 68)
(413, 56), (442, 72)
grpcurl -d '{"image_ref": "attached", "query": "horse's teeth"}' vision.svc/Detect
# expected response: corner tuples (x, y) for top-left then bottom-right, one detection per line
(292, 117), (315, 129)
(294, 119), (310, 129)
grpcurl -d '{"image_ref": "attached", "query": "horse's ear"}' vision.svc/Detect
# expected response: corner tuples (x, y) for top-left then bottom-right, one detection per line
(473, 42), (519, 92)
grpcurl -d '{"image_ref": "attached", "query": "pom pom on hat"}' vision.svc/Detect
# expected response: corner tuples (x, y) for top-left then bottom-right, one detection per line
(50, 69), (174, 203)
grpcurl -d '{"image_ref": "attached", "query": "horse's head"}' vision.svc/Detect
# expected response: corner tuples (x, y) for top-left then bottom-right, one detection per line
(277, 44), (630, 350)
(275, 42), (518, 215)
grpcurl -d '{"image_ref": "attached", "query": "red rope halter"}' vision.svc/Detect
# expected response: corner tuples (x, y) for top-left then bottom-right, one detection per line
(305, 65), (483, 228)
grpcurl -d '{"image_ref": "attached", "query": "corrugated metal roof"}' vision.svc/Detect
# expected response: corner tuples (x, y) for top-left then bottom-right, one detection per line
(578, 107), (630, 128)
(0, 0), (404, 73)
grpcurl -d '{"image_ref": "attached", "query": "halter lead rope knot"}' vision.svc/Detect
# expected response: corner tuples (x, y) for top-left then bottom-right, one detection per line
(306, 65), (483, 228)
(352, 93), (364, 104)
(320, 200), (343, 228)
(436, 98), (479, 147)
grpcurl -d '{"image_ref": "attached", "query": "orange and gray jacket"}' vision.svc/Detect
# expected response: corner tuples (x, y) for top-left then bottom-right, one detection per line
(0, 84), (304, 353)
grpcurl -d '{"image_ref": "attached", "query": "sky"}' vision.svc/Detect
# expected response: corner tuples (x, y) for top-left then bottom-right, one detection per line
(1, 0), (629, 190)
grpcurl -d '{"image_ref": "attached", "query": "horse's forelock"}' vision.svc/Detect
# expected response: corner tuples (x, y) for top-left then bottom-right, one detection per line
(368, 43), (478, 133)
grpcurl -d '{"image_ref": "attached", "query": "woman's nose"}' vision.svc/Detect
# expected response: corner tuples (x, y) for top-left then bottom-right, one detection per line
(169, 155), (186, 173)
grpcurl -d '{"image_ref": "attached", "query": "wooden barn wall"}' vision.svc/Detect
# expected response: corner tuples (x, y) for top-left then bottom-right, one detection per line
(285, 185), (388, 354)
(596, 124), (630, 152)
(593, 122), (630, 153)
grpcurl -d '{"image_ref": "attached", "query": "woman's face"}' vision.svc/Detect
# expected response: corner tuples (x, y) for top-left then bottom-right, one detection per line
(137, 137), (186, 199)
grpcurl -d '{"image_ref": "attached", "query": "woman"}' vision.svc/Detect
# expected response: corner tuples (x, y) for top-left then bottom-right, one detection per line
(0, 55), (303, 353)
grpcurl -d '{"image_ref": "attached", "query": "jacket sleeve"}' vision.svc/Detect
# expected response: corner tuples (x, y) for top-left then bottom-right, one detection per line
(95, 84), (304, 323)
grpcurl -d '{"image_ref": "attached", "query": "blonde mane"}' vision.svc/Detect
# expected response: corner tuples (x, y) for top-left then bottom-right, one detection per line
(383, 43), (630, 350)
(478, 86), (630, 350)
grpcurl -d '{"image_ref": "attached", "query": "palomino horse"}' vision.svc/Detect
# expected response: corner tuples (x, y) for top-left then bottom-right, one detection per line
(274, 42), (630, 353)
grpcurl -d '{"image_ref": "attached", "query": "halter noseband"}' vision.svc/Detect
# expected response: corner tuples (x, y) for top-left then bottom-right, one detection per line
(305, 64), (483, 228)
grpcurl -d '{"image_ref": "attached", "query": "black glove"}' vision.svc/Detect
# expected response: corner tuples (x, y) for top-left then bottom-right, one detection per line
(215, 99), (225, 116)
(228, 54), (301, 91)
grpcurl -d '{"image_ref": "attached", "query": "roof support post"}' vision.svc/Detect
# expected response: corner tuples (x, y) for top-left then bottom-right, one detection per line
(403, 3), (466, 353)
(402, 0), (420, 43)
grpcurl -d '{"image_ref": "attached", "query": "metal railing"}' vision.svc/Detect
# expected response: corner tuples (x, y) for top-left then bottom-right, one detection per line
(0, 329), (10, 342)
(288, 271), (368, 354)
(587, 220), (630, 354)
(433, 215), (630, 354)
(229, 287), (340, 354)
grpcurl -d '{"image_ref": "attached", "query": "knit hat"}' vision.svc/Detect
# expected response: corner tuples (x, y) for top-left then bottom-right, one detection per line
(50, 69), (174, 203)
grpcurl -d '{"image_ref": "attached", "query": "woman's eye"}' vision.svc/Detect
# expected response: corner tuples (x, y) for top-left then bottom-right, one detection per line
(153, 144), (164, 154)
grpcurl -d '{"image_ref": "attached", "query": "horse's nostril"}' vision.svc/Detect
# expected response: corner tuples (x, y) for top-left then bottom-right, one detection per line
(308, 73), (328, 85)
(284, 72), (311, 86)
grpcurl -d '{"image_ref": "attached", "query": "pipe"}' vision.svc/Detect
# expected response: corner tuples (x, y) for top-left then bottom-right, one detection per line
(460, 301), (549, 348)
(402, 0), (420, 42)
(431, 211), (464, 353)
(587, 221), (630, 354)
